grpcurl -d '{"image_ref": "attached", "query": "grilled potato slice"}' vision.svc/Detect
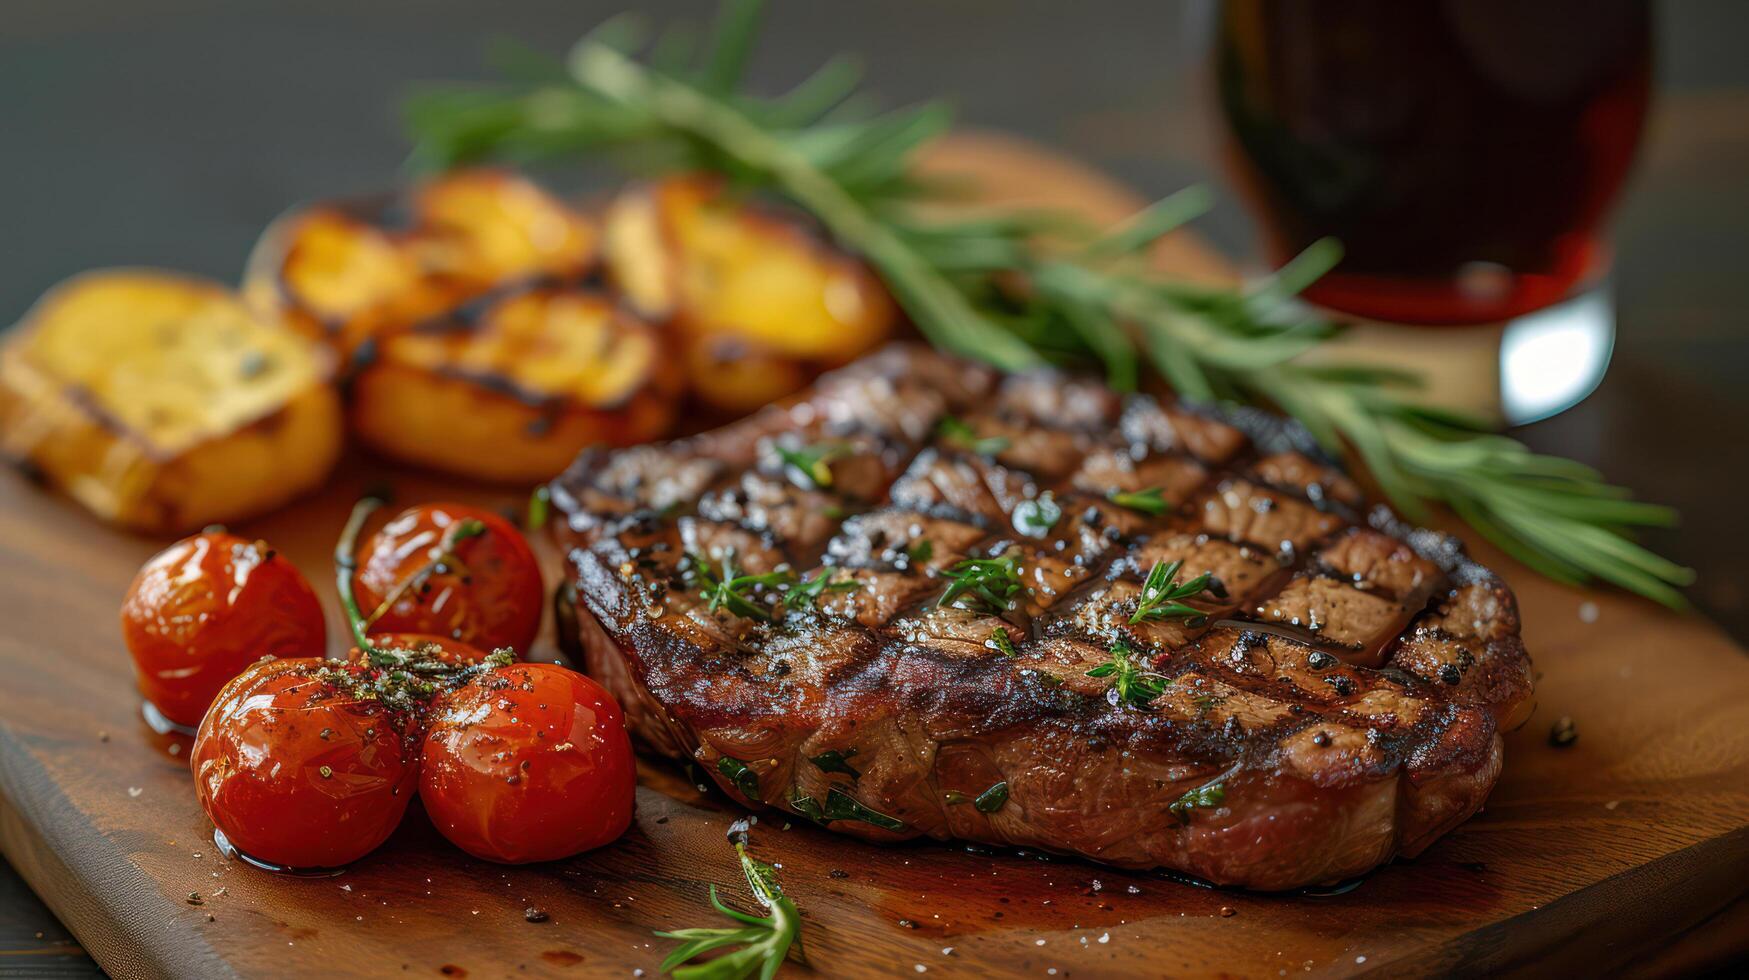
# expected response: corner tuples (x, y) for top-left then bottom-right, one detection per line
(603, 176), (896, 413)
(0, 270), (342, 532)
(242, 207), (459, 356)
(244, 169), (597, 359)
(410, 168), (597, 287)
(351, 286), (680, 483)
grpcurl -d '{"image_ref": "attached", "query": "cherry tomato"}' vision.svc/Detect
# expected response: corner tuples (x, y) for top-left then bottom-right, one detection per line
(191, 657), (422, 869)
(420, 663), (635, 864)
(352, 504), (542, 654)
(121, 532), (326, 728)
(350, 633), (493, 666)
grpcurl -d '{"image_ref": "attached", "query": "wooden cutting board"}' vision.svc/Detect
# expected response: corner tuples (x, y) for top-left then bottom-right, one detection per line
(2, 134), (1746, 980)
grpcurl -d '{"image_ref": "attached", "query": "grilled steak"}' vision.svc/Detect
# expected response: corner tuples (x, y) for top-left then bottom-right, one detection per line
(551, 344), (1534, 890)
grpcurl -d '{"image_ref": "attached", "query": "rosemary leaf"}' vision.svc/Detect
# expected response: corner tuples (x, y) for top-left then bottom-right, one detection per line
(405, 0), (1693, 608)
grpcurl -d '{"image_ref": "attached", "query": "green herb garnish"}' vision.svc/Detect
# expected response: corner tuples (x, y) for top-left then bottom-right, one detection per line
(905, 539), (934, 564)
(789, 568), (858, 610)
(791, 788), (906, 832)
(335, 497), (488, 662)
(690, 552), (793, 622)
(936, 552), (1023, 612)
(808, 749), (860, 780)
(973, 781), (1009, 813)
(1168, 778), (1227, 823)
(773, 441), (848, 489)
(408, 0), (1692, 607)
(527, 484), (550, 530)
(936, 415), (1010, 456)
(1130, 558), (1212, 626)
(1107, 486), (1168, 516)
(1012, 493), (1062, 538)
(655, 832), (801, 980)
(1086, 639), (1169, 708)
(986, 627), (1018, 657)
(716, 756), (762, 801)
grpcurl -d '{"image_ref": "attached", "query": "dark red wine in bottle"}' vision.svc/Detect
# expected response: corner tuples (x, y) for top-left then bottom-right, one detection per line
(1216, 0), (1651, 325)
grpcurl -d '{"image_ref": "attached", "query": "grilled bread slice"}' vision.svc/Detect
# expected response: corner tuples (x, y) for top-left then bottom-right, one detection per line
(351, 286), (680, 483)
(0, 270), (342, 532)
(603, 176), (896, 413)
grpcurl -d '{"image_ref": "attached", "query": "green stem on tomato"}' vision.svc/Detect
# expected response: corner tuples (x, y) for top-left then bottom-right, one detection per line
(335, 496), (385, 661)
(359, 518), (487, 630)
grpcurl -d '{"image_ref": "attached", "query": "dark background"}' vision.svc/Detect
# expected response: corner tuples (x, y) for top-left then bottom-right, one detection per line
(3, 1), (1745, 973)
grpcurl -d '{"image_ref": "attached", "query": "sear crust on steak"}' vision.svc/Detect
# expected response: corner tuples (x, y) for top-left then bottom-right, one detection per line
(552, 345), (1534, 890)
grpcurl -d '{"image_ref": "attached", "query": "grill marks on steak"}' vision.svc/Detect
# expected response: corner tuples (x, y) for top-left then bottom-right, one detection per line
(553, 344), (1533, 889)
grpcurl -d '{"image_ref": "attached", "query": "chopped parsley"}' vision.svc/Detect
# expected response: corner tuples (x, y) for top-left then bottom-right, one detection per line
(973, 781), (1010, 813)
(790, 788), (906, 832)
(716, 756), (762, 801)
(809, 749), (861, 780)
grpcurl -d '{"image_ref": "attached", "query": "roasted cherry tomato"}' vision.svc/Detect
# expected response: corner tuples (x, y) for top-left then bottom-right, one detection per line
(121, 532), (326, 729)
(191, 657), (423, 869)
(420, 662), (635, 864)
(352, 504), (542, 654)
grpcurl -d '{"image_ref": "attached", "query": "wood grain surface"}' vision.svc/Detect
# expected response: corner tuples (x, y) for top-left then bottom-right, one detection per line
(1, 134), (1747, 979)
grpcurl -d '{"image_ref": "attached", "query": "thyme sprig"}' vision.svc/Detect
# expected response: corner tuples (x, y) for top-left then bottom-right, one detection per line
(1086, 639), (1169, 708)
(936, 552), (1023, 612)
(1130, 558), (1214, 626)
(688, 552), (794, 622)
(656, 829), (801, 980)
(405, 0), (1693, 607)
(789, 568), (858, 610)
(687, 555), (857, 621)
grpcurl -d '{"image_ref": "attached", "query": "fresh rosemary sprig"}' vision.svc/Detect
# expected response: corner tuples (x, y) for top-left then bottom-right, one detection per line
(404, 0), (1694, 608)
(936, 552), (1023, 612)
(656, 829), (801, 980)
(1130, 558), (1213, 626)
(1086, 639), (1169, 708)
